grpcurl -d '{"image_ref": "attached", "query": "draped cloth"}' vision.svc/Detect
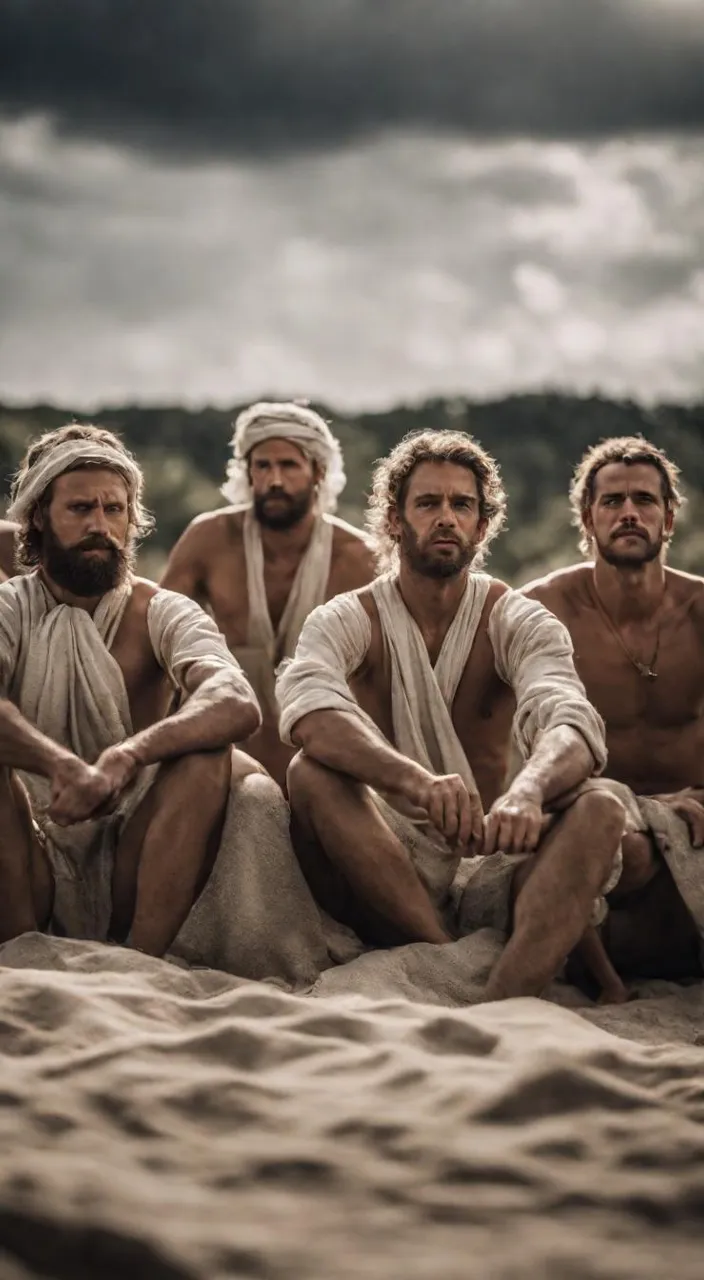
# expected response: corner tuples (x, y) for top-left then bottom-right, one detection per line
(233, 507), (334, 719)
(0, 573), (328, 985)
(277, 573), (608, 920)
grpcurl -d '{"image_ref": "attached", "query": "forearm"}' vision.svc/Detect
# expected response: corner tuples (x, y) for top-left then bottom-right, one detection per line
(127, 676), (261, 768)
(293, 710), (428, 795)
(0, 699), (72, 776)
(507, 725), (595, 806)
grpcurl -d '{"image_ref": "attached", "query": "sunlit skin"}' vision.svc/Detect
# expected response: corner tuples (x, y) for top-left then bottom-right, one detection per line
(35, 469), (131, 609)
(160, 436), (376, 790)
(525, 457), (704, 987)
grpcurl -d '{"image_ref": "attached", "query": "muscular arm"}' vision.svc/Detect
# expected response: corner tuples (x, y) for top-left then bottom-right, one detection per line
(293, 708), (427, 798)
(505, 725), (595, 806)
(124, 661), (261, 768)
(0, 698), (73, 776)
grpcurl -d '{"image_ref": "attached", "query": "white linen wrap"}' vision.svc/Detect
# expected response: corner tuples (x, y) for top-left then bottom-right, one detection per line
(277, 573), (607, 911)
(233, 506), (334, 718)
(0, 573), (328, 983)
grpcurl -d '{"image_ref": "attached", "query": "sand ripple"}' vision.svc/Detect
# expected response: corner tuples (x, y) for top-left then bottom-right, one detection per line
(0, 934), (702, 1278)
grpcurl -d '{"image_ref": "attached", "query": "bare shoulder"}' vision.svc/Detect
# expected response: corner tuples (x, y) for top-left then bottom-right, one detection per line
(127, 576), (160, 623)
(665, 566), (704, 627)
(326, 514), (376, 592)
(176, 506), (246, 552)
(521, 562), (593, 617)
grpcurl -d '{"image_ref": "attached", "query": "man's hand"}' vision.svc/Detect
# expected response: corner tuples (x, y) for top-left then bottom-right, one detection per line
(94, 742), (141, 800)
(400, 769), (484, 849)
(653, 788), (704, 848)
(483, 785), (544, 856)
(48, 755), (115, 826)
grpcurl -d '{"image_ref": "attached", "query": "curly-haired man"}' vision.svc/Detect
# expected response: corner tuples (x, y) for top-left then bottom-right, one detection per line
(276, 429), (625, 1001)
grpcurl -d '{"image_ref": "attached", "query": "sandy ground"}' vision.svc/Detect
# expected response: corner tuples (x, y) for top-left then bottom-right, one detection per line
(0, 932), (703, 1279)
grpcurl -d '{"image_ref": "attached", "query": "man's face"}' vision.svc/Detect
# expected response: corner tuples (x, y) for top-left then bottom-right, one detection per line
(38, 467), (133, 596)
(585, 462), (672, 568)
(248, 439), (317, 530)
(392, 461), (487, 579)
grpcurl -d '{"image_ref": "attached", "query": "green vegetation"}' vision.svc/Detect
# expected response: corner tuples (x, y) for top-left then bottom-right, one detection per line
(1, 395), (702, 584)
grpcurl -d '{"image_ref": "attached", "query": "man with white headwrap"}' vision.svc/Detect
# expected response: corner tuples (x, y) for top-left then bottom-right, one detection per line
(277, 429), (627, 1001)
(0, 422), (328, 984)
(162, 401), (375, 789)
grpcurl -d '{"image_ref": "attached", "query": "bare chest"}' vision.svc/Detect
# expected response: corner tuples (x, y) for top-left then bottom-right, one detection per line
(109, 614), (173, 734)
(204, 548), (331, 646)
(570, 611), (704, 730)
(351, 624), (514, 808)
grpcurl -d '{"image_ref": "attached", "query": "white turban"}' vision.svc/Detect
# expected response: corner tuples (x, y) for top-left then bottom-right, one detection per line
(7, 439), (144, 525)
(221, 402), (346, 514)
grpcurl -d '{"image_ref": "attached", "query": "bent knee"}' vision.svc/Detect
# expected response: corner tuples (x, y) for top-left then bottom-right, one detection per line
(286, 752), (329, 807)
(166, 747), (232, 798)
(572, 787), (626, 841)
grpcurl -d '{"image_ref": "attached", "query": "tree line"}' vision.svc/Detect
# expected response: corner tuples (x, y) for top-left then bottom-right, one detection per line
(1, 394), (702, 584)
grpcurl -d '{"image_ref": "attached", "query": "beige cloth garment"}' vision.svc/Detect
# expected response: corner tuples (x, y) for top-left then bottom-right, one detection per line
(0, 574), (328, 985)
(277, 573), (608, 919)
(233, 506), (334, 719)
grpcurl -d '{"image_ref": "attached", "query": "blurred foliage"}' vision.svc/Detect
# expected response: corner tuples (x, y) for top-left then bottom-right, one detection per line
(1, 394), (702, 583)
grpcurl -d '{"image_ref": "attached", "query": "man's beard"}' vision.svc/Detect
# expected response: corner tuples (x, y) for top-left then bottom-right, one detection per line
(42, 522), (132, 596)
(599, 527), (664, 569)
(253, 485), (314, 530)
(399, 521), (477, 579)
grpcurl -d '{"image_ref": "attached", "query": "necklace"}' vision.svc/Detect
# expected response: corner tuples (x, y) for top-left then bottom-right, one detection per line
(591, 583), (662, 681)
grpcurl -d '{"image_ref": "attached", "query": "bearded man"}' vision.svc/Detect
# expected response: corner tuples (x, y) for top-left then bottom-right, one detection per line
(276, 429), (625, 1001)
(161, 402), (375, 788)
(0, 423), (326, 984)
(524, 436), (704, 987)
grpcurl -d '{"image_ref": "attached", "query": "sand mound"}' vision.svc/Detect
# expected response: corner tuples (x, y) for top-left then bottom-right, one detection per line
(0, 933), (703, 1278)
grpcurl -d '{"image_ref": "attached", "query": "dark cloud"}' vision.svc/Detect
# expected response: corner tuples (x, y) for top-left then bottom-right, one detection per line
(1, 1), (703, 159)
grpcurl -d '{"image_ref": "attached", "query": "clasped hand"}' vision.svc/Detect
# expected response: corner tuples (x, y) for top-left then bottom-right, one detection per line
(404, 771), (544, 855)
(48, 744), (141, 826)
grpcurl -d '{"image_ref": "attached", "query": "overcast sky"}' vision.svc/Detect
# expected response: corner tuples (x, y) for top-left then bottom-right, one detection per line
(1, 0), (703, 409)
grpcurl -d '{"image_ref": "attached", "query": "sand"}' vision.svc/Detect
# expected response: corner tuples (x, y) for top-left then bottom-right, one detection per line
(0, 932), (703, 1278)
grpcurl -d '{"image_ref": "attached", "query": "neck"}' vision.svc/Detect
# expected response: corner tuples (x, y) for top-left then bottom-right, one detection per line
(38, 566), (124, 614)
(256, 508), (319, 559)
(592, 557), (666, 623)
(397, 561), (469, 632)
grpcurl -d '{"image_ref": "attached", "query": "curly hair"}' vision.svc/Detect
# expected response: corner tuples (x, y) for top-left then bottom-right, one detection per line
(569, 435), (684, 557)
(366, 429), (507, 571)
(12, 422), (153, 570)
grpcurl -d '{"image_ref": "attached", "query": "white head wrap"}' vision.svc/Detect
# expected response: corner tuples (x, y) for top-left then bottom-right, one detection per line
(6, 439), (143, 525)
(221, 402), (346, 514)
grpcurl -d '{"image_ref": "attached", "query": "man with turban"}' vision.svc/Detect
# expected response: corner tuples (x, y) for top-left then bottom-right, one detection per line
(0, 421), (328, 985)
(161, 401), (375, 788)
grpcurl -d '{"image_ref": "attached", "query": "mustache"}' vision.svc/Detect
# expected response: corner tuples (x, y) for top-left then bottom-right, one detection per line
(76, 535), (119, 551)
(611, 526), (647, 540)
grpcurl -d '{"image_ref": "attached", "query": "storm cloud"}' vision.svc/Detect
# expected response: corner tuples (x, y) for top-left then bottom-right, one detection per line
(1, 0), (703, 158)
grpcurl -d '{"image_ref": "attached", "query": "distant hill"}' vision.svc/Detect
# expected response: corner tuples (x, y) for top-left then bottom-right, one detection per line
(1, 394), (702, 583)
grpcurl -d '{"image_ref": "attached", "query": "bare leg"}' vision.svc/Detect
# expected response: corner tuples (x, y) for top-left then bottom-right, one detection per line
(111, 747), (239, 957)
(0, 767), (53, 940)
(484, 790), (625, 1000)
(287, 754), (452, 946)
